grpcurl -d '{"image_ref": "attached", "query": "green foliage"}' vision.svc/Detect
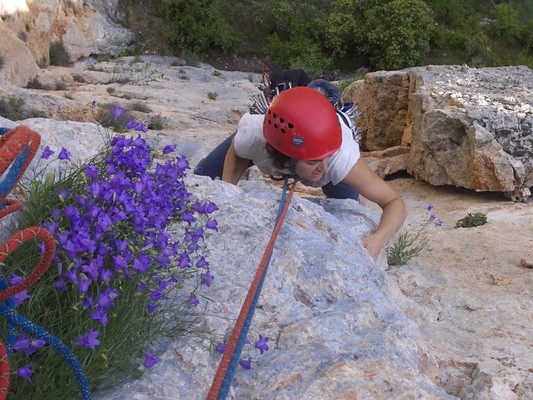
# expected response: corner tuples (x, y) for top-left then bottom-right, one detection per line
(387, 228), (429, 266)
(388, 205), (442, 266)
(362, 0), (435, 70)
(26, 77), (44, 90)
(72, 74), (87, 83)
(0, 95), (25, 120)
(54, 81), (67, 91)
(264, 34), (332, 78)
(147, 114), (167, 130)
(207, 92), (218, 101)
(426, 0), (477, 29)
(154, 0), (241, 54)
(335, 68), (368, 93)
(133, 0), (532, 73)
(178, 69), (189, 80)
(253, 0), (334, 75)
(97, 53), (112, 63)
(49, 41), (70, 67)
(178, 51), (201, 67)
(130, 101), (152, 113)
(488, 3), (522, 39)
(455, 212), (488, 228)
(96, 104), (132, 133)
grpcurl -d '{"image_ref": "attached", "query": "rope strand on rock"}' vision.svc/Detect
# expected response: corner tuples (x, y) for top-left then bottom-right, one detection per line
(206, 176), (297, 400)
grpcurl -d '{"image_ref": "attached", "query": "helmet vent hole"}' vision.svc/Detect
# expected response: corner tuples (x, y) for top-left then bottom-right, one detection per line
(273, 113), (277, 119)
(281, 128), (286, 134)
(288, 123), (294, 129)
(274, 124), (278, 129)
(279, 118), (285, 124)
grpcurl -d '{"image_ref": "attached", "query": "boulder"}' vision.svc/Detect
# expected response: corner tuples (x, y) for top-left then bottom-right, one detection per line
(0, 20), (40, 87)
(344, 65), (533, 200)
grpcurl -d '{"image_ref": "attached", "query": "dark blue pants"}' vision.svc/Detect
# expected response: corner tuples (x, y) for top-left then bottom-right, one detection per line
(194, 132), (359, 201)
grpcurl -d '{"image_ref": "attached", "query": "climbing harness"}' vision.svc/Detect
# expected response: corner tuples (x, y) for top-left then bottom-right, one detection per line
(206, 176), (298, 400)
(0, 127), (92, 399)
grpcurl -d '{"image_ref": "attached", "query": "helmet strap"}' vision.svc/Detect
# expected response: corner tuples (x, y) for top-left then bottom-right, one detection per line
(289, 158), (299, 173)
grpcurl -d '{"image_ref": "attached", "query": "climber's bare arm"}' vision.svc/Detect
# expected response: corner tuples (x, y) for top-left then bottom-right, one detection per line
(222, 138), (250, 185)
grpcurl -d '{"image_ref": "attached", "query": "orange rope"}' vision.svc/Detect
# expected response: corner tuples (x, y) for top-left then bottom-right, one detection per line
(206, 179), (297, 400)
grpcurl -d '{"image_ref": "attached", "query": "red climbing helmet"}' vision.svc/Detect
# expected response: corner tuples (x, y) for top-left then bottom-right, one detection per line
(263, 86), (342, 160)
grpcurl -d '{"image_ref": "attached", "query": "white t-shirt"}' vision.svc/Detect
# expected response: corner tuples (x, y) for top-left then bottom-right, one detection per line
(233, 113), (360, 187)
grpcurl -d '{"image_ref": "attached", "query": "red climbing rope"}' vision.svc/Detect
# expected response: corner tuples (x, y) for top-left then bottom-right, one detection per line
(0, 227), (56, 301)
(0, 126), (44, 399)
(0, 126), (41, 204)
(0, 200), (23, 220)
(206, 178), (298, 400)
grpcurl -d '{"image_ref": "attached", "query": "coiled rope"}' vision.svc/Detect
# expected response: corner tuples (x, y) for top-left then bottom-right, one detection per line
(0, 127), (92, 399)
(206, 176), (298, 400)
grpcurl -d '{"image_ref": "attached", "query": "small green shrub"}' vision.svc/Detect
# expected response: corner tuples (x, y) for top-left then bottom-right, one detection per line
(263, 33), (332, 78)
(170, 58), (183, 67)
(336, 68), (368, 94)
(72, 74), (87, 83)
(96, 104), (132, 133)
(97, 53), (112, 62)
(64, 92), (74, 100)
(0, 56), (4, 70)
(388, 204), (442, 266)
(455, 212), (487, 228)
(207, 92), (218, 101)
(130, 55), (143, 64)
(54, 82), (67, 91)
(212, 70), (222, 77)
(0, 95), (26, 120)
(26, 77), (44, 90)
(179, 51), (201, 67)
(130, 102), (152, 113)
(49, 40), (70, 67)
(106, 86), (116, 94)
(148, 114), (167, 130)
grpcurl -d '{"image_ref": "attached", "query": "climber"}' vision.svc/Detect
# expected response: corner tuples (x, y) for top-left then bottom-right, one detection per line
(195, 86), (407, 261)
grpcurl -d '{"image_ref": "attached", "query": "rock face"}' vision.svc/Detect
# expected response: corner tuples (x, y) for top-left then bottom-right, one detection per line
(0, 58), (531, 399)
(95, 175), (456, 400)
(344, 65), (533, 200)
(0, 0), (133, 86)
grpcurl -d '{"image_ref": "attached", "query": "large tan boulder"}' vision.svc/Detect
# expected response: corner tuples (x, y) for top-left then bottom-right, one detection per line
(343, 65), (533, 200)
(0, 20), (40, 86)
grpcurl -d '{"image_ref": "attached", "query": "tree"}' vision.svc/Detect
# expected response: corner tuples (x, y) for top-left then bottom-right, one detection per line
(362, 0), (435, 70)
(488, 3), (522, 39)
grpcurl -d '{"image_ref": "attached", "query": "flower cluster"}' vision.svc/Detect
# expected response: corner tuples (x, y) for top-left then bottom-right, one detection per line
(6, 106), (219, 393)
(37, 134), (218, 354)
